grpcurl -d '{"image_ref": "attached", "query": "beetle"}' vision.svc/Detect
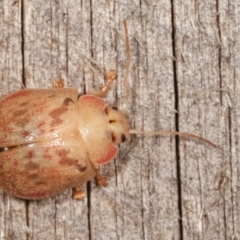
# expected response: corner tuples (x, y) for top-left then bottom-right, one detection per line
(0, 73), (217, 200)
(0, 21), (216, 200)
(0, 71), (132, 200)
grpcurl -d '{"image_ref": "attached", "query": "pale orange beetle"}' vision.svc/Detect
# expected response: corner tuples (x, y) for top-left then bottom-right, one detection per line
(0, 22), (216, 200)
(0, 71), (131, 200)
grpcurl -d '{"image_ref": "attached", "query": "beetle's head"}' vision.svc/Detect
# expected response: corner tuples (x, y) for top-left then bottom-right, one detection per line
(105, 106), (130, 144)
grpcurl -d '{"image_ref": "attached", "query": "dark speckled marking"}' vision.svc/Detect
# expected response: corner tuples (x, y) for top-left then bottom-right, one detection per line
(16, 117), (30, 127)
(59, 157), (78, 166)
(76, 164), (87, 172)
(27, 173), (39, 180)
(49, 98), (74, 126)
(25, 161), (40, 171)
(19, 102), (28, 107)
(48, 94), (56, 98)
(56, 149), (69, 157)
(49, 106), (68, 126)
(13, 109), (27, 117)
(9, 181), (16, 189)
(22, 130), (30, 137)
(27, 150), (34, 158)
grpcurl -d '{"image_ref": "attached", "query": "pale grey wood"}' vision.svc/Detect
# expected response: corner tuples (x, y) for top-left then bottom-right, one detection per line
(218, 0), (240, 238)
(174, 0), (239, 239)
(0, 1), (28, 240)
(0, 0), (238, 240)
(23, 1), (90, 240)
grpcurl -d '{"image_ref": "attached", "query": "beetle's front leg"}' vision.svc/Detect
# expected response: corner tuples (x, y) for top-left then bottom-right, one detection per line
(53, 79), (65, 88)
(87, 70), (117, 98)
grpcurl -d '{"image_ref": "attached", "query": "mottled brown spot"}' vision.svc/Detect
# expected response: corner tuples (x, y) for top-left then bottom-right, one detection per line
(37, 121), (45, 127)
(59, 157), (78, 166)
(22, 130), (30, 137)
(56, 149), (69, 157)
(27, 151), (34, 158)
(25, 161), (40, 171)
(76, 164), (87, 172)
(0, 161), (4, 169)
(19, 102), (28, 107)
(49, 106), (68, 126)
(9, 181), (16, 189)
(13, 109), (27, 117)
(16, 117), (29, 127)
(27, 173), (39, 180)
(63, 97), (74, 106)
(48, 94), (56, 98)
(35, 181), (46, 185)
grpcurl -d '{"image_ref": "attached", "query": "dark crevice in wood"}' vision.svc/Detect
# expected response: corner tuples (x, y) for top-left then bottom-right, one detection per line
(171, 0), (183, 239)
(228, 107), (234, 234)
(22, 0), (28, 234)
(25, 200), (29, 240)
(216, 0), (222, 105)
(114, 158), (118, 240)
(87, 182), (92, 240)
(54, 198), (57, 238)
(88, 1), (93, 238)
(65, 5), (69, 79)
(21, 0), (25, 87)
(90, 0), (93, 59)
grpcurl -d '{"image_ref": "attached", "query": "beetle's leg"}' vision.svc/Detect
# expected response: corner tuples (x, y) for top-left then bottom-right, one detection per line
(95, 169), (108, 186)
(72, 187), (85, 200)
(87, 70), (117, 98)
(53, 79), (65, 88)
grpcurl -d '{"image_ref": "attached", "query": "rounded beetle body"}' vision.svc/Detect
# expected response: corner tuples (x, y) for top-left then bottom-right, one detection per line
(0, 86), (129, 199)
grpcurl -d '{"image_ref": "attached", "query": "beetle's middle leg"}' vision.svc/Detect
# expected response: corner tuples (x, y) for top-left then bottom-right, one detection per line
(87, 70), (117, 98)
(95, 169), (108, 187)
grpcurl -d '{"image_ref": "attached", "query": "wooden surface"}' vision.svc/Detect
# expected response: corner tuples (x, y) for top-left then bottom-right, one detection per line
(0, 0), (239, 239)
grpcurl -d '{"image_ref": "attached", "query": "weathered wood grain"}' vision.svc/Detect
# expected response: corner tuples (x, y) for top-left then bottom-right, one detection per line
(0, 0), (239, 239)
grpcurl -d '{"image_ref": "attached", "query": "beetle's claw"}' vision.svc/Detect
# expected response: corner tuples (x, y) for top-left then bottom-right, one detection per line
(72, 187), (85, 200)
(95, 173), (108, 187)
(53, 79), (65, 88)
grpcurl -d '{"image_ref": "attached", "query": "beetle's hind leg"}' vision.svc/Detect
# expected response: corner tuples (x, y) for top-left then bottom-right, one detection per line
(72, 187), (85, 200)
(87, 70), (117, 98)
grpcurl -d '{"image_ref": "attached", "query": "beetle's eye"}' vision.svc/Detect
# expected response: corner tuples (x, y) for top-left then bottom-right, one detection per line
(105, 106), (130, 144)
(121, 134), (126, 143)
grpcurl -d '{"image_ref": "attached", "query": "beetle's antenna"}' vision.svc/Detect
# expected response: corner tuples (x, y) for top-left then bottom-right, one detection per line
(121, 21), (216, 148)
(129, 129), (217, 148)
(123, 20), (130, 109)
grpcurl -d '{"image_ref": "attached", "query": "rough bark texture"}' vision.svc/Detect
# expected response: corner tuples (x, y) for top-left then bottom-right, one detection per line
(0, 0), (238, 239)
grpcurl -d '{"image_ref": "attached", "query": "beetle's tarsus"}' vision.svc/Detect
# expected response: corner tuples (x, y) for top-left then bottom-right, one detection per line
(88, 70), (117, 98)
(72, 187), (85, 200)
(53, 79), (65, 88)
(95, 171), (108, 187)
